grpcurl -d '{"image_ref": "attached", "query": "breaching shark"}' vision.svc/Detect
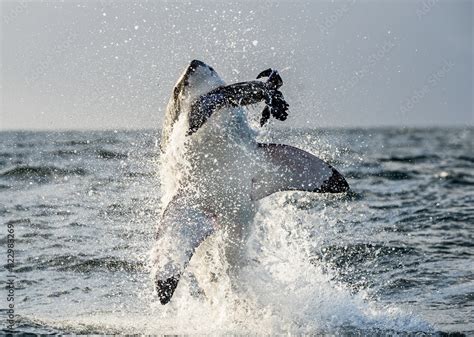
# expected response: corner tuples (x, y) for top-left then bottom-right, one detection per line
(152, 60), (349, 304)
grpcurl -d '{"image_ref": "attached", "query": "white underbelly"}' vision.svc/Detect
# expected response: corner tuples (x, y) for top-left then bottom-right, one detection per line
(185, 106), (260, 218)
(161, 105), (263, 297)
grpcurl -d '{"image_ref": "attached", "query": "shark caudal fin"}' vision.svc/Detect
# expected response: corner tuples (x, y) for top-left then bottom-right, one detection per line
(151, 194), (217, 304)
(252, 143), (349, 200)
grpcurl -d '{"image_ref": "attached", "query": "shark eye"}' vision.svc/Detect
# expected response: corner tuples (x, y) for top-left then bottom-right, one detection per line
(209, 67), (215, 72)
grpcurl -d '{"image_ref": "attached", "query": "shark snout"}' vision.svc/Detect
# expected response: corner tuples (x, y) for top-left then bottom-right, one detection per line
(190, 59), (208, 70)
(182, 59), (214, 83)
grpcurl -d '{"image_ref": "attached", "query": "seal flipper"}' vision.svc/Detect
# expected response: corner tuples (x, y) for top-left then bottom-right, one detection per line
(152, 194), (217, 304)
(253, 143), (349, 200)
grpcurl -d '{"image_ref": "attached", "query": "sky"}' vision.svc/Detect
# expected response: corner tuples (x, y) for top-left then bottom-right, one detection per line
(1, 0), (472, 130)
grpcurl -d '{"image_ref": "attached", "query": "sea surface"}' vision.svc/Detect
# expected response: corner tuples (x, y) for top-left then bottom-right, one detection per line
(0, 127), (473, 335)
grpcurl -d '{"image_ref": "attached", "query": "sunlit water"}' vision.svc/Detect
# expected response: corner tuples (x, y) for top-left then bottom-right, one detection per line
(0, 127), (472, 335)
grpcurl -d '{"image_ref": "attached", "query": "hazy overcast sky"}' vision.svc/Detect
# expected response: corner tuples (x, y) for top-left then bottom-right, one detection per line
(1, 0), (472, 130)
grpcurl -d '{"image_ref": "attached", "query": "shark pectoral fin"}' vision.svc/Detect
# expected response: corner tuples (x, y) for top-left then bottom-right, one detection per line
(253, 143), (349, 200)
(152, 196), (217, 304)
(155, 276), (180, 305)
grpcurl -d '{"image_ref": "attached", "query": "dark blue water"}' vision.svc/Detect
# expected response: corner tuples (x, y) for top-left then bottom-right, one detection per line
(0, 128), (472, 334)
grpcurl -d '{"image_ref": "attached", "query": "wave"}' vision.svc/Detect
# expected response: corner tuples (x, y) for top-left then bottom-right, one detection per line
(0, 165), (87, 179)
(13, 255), (145, 273)
(379, 154), (440, 163)
(457, 155), (474, 163)
(54, 137), (121, 146)
(50, 149), (80, 157)
(45, 148), (128, 160)
(347, 169), (417, 180)
(57, 139), (90, 146)
(313, 243), (418, 268)
(441, 173), (474, 186)
(60, 258), (145, 273)
(96, 149), (128, 160)
(0, 152), (17, 158)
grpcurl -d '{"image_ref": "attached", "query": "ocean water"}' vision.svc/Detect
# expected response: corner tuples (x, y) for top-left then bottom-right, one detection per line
(0, 127), (472, 335)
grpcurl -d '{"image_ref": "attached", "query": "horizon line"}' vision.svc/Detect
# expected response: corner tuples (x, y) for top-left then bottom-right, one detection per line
(0, 124), (472, 133)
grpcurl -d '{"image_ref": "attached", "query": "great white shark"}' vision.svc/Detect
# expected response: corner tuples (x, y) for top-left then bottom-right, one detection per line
(152, 60), (349, 304)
